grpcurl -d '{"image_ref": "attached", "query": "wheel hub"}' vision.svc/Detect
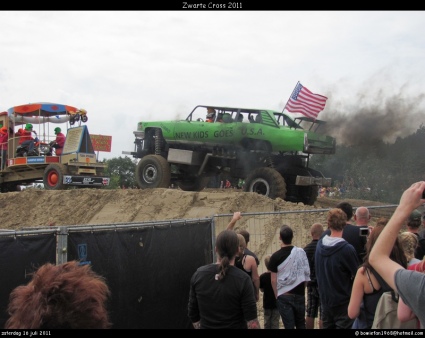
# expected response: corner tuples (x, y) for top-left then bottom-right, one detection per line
(250, 178), (270, 196)
(143, 165), (157, 183)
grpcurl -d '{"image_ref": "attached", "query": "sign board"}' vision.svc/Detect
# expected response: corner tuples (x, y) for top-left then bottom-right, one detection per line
(62, 125), (94, 154)
(90, 134), (112, 152)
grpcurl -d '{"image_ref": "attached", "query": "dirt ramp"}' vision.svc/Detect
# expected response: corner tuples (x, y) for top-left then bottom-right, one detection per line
(0, 188), (388, 231)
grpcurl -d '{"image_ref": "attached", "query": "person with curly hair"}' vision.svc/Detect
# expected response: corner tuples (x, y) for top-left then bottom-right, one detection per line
(5, 260), (112, 329)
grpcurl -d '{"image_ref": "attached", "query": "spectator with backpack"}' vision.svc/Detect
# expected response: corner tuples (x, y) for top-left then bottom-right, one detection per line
(348, 225), (409, 329)
(370, 181), (425, 329)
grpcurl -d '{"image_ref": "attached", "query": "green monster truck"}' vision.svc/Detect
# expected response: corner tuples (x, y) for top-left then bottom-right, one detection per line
(123, 105), (336, 205)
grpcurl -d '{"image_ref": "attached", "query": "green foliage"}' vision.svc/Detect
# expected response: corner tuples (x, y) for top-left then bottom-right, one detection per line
(104, 156), (137, 189)
(310, 125), (425, 203)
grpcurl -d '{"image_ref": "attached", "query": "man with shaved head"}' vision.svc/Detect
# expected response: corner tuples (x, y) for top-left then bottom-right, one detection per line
(352, 206), (371, 262)
(354, 206), (371, 226)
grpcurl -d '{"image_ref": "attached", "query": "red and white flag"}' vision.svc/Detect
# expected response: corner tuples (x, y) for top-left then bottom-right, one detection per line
(284, 82), (327, 119)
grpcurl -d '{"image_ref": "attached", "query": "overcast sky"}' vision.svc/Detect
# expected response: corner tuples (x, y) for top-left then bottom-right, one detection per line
(1, 11), (424, 160)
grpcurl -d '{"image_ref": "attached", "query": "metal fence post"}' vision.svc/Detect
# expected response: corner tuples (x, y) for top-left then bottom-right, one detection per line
(57, 226), (68, 264)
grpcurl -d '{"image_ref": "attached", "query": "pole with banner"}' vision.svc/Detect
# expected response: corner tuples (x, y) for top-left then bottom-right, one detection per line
(282, 81), (300, 113)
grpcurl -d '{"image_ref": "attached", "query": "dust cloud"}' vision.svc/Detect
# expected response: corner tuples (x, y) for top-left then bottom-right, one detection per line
(319, 84), (425, 147)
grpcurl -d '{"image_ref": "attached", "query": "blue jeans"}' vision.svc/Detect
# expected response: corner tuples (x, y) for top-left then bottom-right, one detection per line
(276, 294), (306, 329)
(21, 140), (34, 153)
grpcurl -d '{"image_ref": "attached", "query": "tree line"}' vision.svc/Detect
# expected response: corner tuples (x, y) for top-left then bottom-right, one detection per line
(310, 124), (425, 203)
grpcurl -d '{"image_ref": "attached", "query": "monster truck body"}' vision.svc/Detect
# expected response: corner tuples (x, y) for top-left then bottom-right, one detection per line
(124, 105), (336, 205)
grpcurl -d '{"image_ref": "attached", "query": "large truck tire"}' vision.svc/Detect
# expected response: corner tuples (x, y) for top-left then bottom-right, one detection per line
(301, 185), (319, 206)
(177, 177), (210, 192)
(43, 163), (68, 190)
(244, 167), (286, 200)
(136, 155), (171, 189)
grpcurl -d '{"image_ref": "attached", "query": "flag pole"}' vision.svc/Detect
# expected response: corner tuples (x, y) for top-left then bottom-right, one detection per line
(282, 81), (300, 113)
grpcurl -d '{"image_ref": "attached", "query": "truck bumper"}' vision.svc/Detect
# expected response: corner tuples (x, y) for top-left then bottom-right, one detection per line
(295, 175), (332, 187)
(63, 175), (110, 187)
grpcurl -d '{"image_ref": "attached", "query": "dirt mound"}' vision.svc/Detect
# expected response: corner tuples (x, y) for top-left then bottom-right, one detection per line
(0, 188), (390, 230)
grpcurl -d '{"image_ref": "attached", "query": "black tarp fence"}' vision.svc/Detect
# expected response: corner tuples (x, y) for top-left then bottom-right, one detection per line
(0, 219), (214, 329)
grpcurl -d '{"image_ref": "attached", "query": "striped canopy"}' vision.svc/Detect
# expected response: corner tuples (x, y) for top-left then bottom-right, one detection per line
(8, 102), (78, 117)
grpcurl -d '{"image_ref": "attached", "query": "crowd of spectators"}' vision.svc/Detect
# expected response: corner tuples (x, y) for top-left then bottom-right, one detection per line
(5, 182), (425, 330)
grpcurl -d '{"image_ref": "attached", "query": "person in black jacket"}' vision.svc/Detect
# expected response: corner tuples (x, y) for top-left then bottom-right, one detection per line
(188, 230), (260, 329)
(303, 222), (324, 329)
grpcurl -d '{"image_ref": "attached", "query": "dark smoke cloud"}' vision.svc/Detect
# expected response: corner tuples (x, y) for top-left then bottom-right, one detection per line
(317, 86), (425, 147)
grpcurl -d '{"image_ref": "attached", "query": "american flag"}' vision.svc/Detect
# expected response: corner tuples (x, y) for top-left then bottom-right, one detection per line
(284, 82), (327, 119)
